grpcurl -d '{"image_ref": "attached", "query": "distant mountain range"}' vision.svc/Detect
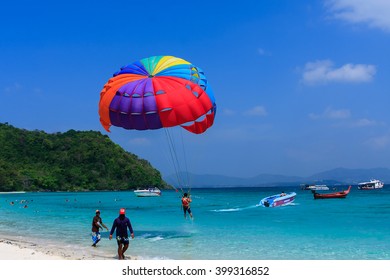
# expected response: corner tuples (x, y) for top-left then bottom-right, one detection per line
(164, 168), (390, 187)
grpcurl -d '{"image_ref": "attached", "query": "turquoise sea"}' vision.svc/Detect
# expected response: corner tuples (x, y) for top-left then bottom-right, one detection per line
(0, 186), (389, 260)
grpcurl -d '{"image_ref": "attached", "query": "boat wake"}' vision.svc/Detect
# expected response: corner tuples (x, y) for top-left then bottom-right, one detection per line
(256, 202), (297, 207)
(288, 202), (299, 206)
(211, 205), (258, 212)
(211, 208), (241, 212)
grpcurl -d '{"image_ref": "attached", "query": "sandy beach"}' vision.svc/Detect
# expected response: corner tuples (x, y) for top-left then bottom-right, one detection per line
(0, 239), (66, 260)
(0, 235), (139, 260)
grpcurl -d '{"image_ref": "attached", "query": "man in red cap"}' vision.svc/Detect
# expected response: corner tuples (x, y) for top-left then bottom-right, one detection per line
(109, 208), (134, 260)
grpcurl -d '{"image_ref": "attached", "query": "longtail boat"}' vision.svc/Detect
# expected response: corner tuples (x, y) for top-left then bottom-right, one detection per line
(312, 185), (352, 199)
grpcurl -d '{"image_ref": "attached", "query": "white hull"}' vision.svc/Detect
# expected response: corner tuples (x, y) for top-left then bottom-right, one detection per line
(302, 184), (329, 190)
(258, 192), (296, 208)
(308, 185), (329, 191)
(358, 179), (384, 190)
(0, 191), (26, 194)
(134, 188), (161, 197)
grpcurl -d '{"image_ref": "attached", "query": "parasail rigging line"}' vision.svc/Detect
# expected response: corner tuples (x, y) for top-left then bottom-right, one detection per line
(164, 128), (185, 193)
(179, 128), (191, 194)
(164, 128), (189, 193)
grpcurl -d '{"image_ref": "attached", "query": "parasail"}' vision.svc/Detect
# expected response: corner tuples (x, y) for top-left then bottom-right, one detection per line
(99, 55), (216, 134)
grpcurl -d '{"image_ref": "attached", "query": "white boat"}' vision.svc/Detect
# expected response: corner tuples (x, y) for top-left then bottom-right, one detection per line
(0, 191), (26, 194)
(358, 179), (384, 190)
(134, 187), (161, 197)
(258, 192), (296, 208)
(302, 184), (329, 191)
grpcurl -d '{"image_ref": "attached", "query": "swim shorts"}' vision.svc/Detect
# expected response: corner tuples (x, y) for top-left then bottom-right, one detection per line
(116, 236), (129, 245)
(183, 206), (192, 214)
(91, 231), (101, 243)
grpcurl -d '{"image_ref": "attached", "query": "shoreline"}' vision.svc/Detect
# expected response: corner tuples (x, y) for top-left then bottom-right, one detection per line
(0, 238), (66, 260)
(0, 234), (139, 260)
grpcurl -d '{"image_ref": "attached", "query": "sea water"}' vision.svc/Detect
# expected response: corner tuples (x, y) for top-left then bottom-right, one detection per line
(0, 186), (389, 260)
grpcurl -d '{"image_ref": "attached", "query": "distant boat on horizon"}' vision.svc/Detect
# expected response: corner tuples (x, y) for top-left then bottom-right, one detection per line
(0, 191), (26, 194)
(312, 185), (352, 199)
(134, 187), (161, 197)
(301, 184), (329, 191)
(357, 179), (384, 190)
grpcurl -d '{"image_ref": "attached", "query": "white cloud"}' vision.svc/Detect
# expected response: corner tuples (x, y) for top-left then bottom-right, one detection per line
(257, 48), (271, 56)
(222, 108), (236, 116)
(352, 118), (378, 127)
(365, 135), (390, 149)
(258, 48), (266, 55)
(326, 0), (390, 32)
(244, 106), (268, 117)
(309, 107), (351, 120)
(2, 83), (44, 98)
(325, 108), (351, 119)
(302, 60), (376, 85)
(128, 137), (151, 146)
(310, 108), (382, 128)
(3, 83), (22, 94)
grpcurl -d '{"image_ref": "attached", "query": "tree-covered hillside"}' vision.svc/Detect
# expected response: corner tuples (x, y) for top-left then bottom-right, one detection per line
(0, 123), (169, 191)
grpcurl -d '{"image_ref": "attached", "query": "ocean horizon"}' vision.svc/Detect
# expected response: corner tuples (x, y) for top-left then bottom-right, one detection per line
(1, 186), (389, 260)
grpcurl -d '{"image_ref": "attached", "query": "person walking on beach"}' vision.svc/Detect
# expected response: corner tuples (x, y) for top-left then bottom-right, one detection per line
(181, 193), (193, 219)
(91, 209), (109, 247)
(109, 208), (134, 260)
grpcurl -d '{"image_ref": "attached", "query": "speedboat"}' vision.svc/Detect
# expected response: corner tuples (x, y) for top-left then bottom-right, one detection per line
(134, 187), (161, 197)
(258, 192), (296, 207)
(358, 179), (384, 190)
(313, 185), (351, 199)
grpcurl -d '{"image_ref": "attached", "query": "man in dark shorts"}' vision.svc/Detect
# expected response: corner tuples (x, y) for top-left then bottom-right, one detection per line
(91, 209), (109, 247)
(109, 208), (134, 260)
(181, 193), (193, 219)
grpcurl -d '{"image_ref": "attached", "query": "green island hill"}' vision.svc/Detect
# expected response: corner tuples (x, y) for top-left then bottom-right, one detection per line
(0, 122), (171, 192)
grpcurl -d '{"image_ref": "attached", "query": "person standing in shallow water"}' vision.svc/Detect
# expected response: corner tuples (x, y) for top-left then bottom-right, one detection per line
(109, 208), (134, 260)
(91, 210), (109, 247)
(181, 193), (193, 219)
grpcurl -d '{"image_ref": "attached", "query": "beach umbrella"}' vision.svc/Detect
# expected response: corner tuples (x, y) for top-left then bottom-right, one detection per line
(99, 55), (217, 134)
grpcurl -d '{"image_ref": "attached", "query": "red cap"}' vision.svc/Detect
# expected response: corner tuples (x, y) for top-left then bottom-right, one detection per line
(119, 208), (126, 215)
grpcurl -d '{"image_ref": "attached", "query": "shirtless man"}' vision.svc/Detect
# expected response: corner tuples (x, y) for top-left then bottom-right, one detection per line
(91, 209), (109, 247)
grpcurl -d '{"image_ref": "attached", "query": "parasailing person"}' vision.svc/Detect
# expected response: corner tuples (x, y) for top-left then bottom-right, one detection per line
(181, 192), (193, 219)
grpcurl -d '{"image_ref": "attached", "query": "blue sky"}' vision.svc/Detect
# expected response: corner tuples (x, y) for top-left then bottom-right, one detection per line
(1, 0), (390, 178)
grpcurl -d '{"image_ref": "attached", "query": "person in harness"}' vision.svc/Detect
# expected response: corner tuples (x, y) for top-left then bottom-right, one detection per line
(181, 193), (193, 219)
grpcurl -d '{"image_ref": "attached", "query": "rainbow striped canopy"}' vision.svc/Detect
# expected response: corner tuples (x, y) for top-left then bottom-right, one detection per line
(99, 55), (216, 134)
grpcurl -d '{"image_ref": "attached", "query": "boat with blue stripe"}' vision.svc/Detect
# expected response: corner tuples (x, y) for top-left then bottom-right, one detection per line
(258, 192), (296, 207)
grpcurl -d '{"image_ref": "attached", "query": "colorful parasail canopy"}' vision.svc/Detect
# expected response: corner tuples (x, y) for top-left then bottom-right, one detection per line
(99, 55), (216, 134)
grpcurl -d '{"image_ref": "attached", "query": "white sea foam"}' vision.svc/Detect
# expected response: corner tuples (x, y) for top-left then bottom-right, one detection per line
(211, 205), (258, 212)
(149, 236), (164, 242)
(211, 208), (241, 212)
(288, 202), (299, 206)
